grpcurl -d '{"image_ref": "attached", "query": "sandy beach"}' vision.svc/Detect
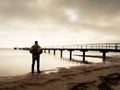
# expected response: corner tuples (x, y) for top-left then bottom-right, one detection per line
(0, 56), (120, 90)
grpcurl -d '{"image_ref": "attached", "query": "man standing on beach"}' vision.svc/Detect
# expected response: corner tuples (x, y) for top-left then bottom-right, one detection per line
(30, 41), (43, 73)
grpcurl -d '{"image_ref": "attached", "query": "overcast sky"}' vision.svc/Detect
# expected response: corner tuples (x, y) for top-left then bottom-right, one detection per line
(0, 0), (120, 47)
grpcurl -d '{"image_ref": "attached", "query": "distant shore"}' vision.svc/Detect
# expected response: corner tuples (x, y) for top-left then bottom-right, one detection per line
(0, 57), (120, 90)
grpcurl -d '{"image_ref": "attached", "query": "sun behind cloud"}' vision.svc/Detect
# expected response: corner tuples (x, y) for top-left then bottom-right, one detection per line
(65, 9), (79, 23)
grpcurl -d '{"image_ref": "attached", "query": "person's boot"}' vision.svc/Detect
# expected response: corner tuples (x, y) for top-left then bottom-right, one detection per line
(37, 65), (40, 73)
(37, 70), (41, 73)
(32, 70), (34, 74)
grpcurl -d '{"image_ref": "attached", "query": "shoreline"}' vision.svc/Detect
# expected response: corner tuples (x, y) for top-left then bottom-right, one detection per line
(0, 58), (120, 90)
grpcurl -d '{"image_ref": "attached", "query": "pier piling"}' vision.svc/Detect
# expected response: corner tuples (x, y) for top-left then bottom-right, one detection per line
(81, 50), (88, 63)
(60, 50), (63, 58)
(69, 50), (72, 60)
(100, 50), (108, 62)
(54, 50), (56, 55)
(44, 50), (46, 53)
(48, 50), (50, 53)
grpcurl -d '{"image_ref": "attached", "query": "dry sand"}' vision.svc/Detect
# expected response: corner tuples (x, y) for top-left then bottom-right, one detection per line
(0, 57), (120, 90)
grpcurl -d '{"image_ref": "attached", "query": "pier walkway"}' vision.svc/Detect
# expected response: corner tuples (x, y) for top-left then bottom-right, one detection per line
(42, 43), (120, 63)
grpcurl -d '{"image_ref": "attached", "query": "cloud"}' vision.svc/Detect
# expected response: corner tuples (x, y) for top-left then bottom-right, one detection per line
(0, 0), (120, 20)
(0, 0), (120, 46)
(0, 0), (120, 25)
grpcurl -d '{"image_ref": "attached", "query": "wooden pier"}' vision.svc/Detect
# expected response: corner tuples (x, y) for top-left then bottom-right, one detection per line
(42, 43), (120, 63)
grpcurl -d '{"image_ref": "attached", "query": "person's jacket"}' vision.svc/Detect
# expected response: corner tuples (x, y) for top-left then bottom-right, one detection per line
(30, 44), (43, 55)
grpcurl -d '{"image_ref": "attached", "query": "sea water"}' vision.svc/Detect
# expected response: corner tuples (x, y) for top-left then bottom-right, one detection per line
(0, 49), (120, 76)
(0, 49), (80, 76)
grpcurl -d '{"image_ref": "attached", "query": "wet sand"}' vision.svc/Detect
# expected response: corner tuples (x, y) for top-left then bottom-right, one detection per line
(0, 57), (120, 90)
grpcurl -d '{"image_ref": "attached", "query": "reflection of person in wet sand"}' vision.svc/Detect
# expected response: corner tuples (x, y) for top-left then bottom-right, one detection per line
(30, 41), (43, 73)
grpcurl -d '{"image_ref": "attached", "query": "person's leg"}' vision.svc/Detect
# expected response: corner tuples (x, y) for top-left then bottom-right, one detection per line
(32, 56), (35, 73)
(37, 56), (40, 73)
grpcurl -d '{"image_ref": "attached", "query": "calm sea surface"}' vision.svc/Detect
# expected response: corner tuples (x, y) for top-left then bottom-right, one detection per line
(0, 49), (120, 76)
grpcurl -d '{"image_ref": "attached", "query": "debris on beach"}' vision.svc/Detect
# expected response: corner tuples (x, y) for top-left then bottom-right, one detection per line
(98, 73), (120, 90)
(70, 73), (120, 90)
(70, 81), (96, 90)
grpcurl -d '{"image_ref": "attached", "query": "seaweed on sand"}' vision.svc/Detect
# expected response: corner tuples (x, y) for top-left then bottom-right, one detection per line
(71, 81), (96, 90)
(98, 73), (120, 90)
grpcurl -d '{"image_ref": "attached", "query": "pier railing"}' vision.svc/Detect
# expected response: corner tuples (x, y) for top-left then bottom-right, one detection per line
(43, 43), (120, 50)
(42, 43), (120, 63)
